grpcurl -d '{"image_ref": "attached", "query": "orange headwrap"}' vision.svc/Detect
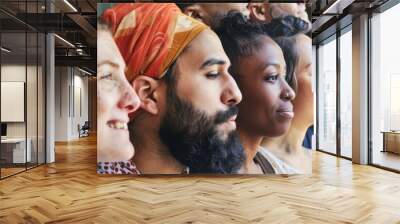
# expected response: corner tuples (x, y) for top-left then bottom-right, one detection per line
(102, 3), (208, 83)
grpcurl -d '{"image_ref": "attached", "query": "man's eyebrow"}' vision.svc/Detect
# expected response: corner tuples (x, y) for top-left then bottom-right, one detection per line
(200, 58), (227, 69)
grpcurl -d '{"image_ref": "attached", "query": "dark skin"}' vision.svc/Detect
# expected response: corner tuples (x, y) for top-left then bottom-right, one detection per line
(262, 34), (313, 174)
(234, 36), (296, 174)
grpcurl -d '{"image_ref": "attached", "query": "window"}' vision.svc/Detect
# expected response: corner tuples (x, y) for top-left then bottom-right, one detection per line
(317, 37), (337, 154)
(339, 28), (352, 158)
(0, 0), (46, 179)
(370, 2), (400, 171)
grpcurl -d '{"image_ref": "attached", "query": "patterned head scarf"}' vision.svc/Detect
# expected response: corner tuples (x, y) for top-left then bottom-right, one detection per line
(102, 3), (208, 83)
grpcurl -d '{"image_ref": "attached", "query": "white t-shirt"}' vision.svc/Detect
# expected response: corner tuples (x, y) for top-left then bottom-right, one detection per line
(258, 146), (301, 174)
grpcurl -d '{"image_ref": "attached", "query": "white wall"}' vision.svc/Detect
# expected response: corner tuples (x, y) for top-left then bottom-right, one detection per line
(72, 73), (89, 138)
(1, 65), (26, 139)
(1, 64), (45, 163)
(1, 65), (41, 138)
(54, 67), (89, 141)
(55, 66), (71, 141)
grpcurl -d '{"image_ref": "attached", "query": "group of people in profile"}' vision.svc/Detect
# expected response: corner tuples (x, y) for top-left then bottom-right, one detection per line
(97, 2), (314, 175)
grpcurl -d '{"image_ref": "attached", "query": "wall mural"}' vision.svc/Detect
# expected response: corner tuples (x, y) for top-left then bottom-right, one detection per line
(97, 2), (313, 175)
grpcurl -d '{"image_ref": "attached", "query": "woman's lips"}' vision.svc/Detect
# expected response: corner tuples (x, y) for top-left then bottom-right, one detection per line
(277, 111), (294, 119)
(106, 120), (128, 130)
(276, 104), (294, 119)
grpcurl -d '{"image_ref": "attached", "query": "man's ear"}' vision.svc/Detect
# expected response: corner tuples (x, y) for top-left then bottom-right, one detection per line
(131, 76), (160, 115)
(182, 4), (205, 23)
(248, 3), (266, 22)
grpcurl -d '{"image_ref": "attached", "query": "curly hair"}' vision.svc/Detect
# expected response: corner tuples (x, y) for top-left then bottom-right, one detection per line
(266, 15), (310, 38)
(265, 15), (311, 91)
(215, 12), (298, 90)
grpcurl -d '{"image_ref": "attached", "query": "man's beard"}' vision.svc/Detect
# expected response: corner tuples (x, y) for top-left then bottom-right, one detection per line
(159, 85), (246, 174)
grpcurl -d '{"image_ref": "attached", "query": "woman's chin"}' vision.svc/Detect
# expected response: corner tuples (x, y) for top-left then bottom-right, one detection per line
(269, 124), (291, 137)
(98, 131), (135, 161)
(101, 146), (134, 161)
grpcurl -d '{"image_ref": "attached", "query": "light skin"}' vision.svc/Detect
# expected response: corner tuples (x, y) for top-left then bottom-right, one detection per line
(262, 34), (313, 174)
(182, 3), (249, 28)
(249, 2), (311, 29)
(97, 29), (140, 162)
(131, 29), (242, 174)
(233, 36), (295, 174)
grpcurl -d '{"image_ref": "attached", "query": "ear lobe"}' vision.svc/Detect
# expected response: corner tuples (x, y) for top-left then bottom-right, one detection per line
(131, 76), (160, 115)
(248, 3), (266, 22)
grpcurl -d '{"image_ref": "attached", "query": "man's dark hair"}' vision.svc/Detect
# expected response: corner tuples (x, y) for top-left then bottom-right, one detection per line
(162, 62), (177, 87)
(176, 3), (193, 11)
(215, 12), (298, 90)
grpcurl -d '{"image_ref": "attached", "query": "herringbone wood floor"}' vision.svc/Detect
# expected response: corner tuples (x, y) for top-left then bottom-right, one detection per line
(1, 135), (400, 223)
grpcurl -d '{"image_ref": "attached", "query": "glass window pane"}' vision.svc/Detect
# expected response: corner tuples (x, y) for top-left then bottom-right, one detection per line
(371, 3), (400, 171)
(0, 0), (46, 179)
(27, 31), (38, 169)
(318, 37), (337, 154)
(340, 29), (352, 158)
(38, 32), (45, 165)
(1, 24), (28, 177)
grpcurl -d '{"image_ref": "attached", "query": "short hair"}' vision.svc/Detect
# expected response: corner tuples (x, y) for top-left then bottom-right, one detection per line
(163, 61), (177, 88)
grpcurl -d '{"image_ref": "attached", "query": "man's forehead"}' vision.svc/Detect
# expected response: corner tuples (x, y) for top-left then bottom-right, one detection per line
(177, 51), (230, 71)
(180, 30), (228, 63)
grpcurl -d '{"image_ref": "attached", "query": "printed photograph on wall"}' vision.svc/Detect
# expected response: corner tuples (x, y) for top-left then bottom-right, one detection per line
(97, 2), (314, 175)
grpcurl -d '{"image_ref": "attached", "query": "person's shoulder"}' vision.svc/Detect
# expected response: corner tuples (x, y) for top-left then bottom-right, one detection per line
(258, 146), (301, 175)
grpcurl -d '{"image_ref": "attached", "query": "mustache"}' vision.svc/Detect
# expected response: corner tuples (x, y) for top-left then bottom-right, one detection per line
(214, 106), (239, 125)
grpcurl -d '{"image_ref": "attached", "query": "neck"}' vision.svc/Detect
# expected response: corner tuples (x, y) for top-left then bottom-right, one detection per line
(237, 128), (263, 172)
(131, 123), (184, 174)
(263, 119), (310, 155)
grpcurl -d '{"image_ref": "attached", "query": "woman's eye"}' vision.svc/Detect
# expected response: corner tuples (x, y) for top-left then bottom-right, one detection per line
(206, 72), (220, 79)
(265, 74), (279, 82)
(101, 73), (112, 80)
